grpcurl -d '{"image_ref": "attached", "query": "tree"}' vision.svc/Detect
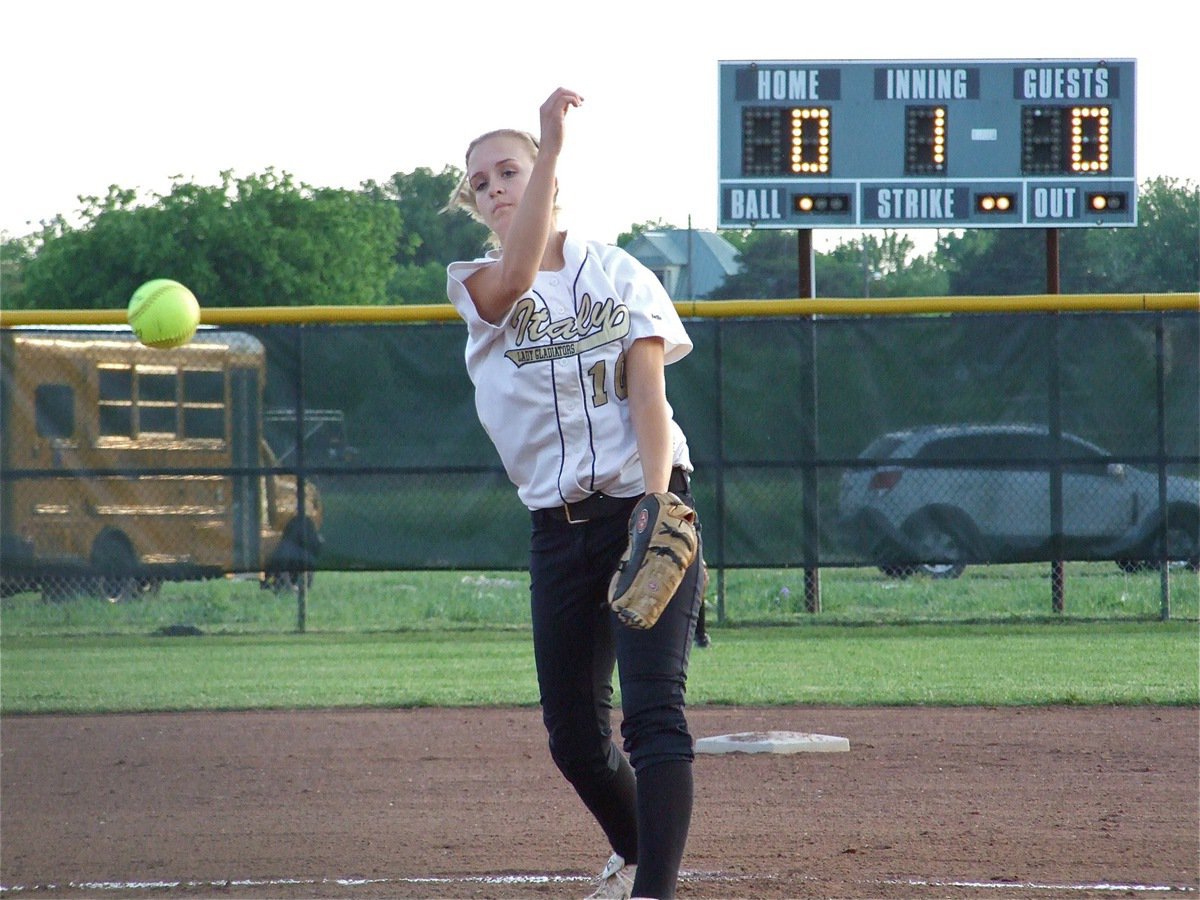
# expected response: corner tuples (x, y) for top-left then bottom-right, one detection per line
(0, 233), (34, 302)
(817, 233), (947, 298)
(939, 228), (1048, 295)
(705, 229), (802, 299)
(939, 177), (1199, 295)
(704, 229), (948, 299)
(1076, 177), (1199, 292)
(6, 171), (402, 310)
(362, 166), (490, 303)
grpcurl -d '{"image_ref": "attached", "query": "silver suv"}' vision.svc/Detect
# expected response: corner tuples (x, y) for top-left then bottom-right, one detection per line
(837, 424), (1200, 578)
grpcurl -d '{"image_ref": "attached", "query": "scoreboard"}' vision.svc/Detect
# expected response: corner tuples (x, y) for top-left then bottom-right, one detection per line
(717, 59), (1137, 229)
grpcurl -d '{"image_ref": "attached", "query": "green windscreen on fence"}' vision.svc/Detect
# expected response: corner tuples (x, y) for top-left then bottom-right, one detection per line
(1, 311), (1197, 593)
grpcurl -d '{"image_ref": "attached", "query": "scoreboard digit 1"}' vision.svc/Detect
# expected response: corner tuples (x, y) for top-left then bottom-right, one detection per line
(717, 59), (1137, 229)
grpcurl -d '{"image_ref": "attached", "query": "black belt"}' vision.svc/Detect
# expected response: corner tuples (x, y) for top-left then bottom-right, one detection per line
(535, 467), (690, 525)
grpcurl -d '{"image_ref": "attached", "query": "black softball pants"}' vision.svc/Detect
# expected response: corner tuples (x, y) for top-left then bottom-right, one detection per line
(529, 486), (703, 900)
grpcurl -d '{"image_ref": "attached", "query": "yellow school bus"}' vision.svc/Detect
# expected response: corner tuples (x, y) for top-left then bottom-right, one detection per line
(0, 329), (322, 601)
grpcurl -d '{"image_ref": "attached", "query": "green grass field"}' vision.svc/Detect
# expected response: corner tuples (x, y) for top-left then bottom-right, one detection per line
(3, 562), (1196, 635)
(2, 564), (1196, 715)
(1, 623), (1195, 714)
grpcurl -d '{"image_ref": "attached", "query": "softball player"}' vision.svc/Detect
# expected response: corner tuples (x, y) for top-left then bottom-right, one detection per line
(445, 88), (705, 900)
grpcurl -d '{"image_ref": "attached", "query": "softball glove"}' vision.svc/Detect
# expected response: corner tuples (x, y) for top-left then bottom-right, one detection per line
(608, 492), (698, 629)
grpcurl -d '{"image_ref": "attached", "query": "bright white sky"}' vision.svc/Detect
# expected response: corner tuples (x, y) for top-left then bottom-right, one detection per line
(3, 0), (1197, 250)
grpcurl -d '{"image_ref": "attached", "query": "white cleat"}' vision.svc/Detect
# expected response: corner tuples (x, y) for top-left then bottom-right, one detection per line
(584, 851), (635, 899)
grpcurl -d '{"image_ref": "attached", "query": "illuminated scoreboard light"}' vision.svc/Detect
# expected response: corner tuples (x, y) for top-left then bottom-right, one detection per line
(1022, 105), (1112, 173)
(741, 107), (832, 175)
(718, 59), (1137, 229)
(906, 106), (947, 175)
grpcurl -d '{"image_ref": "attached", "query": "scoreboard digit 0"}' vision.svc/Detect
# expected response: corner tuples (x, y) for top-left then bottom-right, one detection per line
(717, 59), (1136, 229)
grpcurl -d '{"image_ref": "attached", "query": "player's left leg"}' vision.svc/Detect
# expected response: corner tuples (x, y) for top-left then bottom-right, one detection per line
(615, 505), (704, 900)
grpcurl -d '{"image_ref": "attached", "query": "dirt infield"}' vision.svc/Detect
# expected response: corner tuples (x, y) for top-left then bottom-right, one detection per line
(1, 706), (1197, 899)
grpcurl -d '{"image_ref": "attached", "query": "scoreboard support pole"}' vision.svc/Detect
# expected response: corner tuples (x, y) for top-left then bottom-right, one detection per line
(798, 229), (816, 299)
(798, 229), (821, 613)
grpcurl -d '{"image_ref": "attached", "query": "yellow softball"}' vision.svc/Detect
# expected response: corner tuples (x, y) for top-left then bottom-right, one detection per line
(127, 279), (201, 348)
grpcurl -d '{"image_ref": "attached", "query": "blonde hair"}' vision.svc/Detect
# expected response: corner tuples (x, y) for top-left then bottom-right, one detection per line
(442, 128), (557, 245)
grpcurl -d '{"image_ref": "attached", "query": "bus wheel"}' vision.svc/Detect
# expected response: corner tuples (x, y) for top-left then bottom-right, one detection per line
(267, 569), (315, 593)
(90, 533), (140, 603)
(265, 521), (319, 594)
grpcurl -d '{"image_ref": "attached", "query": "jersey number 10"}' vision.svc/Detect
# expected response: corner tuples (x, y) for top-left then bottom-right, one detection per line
(586, 352), (628, 407)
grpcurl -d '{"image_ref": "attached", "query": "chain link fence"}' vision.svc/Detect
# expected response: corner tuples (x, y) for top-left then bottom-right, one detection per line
(2, 304), (1197, 626)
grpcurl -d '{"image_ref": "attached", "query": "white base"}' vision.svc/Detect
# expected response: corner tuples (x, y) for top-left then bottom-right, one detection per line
(695, 730), (849, 754)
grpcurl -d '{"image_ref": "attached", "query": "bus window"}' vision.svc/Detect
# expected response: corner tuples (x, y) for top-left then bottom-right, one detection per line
(182, 370), (225, 440)
(35, 384), (74, 439)
(99, 366), (133, 437)
(137, 368), (178, 435)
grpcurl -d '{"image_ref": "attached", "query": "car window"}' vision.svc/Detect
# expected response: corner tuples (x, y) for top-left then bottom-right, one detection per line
(963, 434), (1006, 459)
(915, 436), (961, 461)
(994, 433), (1046, 461)
(915, 434), (995, 461)
(860, 434), (907, 459)
(1060, 435), (1103, 460)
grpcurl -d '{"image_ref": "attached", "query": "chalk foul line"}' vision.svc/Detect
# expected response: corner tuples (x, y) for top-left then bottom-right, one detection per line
(1, 872), (1194, 895)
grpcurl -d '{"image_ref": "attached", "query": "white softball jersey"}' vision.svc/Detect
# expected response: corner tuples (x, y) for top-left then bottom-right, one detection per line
(447, 233), (694, 510)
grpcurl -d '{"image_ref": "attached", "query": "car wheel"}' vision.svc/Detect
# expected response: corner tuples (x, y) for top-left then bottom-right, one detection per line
(1117, 512), (1200, 573)
(918, 562), (966, 579)
(903, 510), (976, 579)
(1159, 519), (1200, 571)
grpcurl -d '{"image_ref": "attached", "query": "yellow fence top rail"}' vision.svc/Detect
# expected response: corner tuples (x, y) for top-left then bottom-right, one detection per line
(1, 293), (1197, 327)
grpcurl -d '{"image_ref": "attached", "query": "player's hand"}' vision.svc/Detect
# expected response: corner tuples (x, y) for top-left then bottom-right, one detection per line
(539, 88), (583, 157)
